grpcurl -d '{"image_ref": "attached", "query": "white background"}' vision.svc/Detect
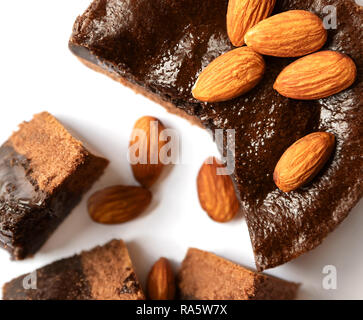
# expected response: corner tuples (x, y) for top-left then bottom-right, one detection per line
(0, 1), (362, 300)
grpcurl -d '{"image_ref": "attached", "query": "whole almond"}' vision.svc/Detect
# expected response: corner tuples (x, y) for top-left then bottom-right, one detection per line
(129, 116), (167, 188)
(88, 185), (152, 224)
(192, 47), (265, 102)
(274, 132), (335, 192)
(197, 157), (240, 222)
(227, 0), (276, 47)
(147, 257), (176, 300)
(244, 10), (327, 57)
(274, 51), (357, 100)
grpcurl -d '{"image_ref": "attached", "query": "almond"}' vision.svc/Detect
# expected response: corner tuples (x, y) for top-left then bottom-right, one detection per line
(227, 0), (276, 47)
(273, 132), (335, 192)
(192, 47), (265, 102)
(197, 157), (240, 222)
(147, 257), (176, 300)
(129, 116), (167, 188)
(87, 185), (152, 224)
(274, 51), (357, 100)
(244, 10), (327, 57)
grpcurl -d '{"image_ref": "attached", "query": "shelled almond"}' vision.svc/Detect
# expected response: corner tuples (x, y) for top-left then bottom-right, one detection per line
(244, 10), (327, 57)
(227, 0), (276, 47)
(274, 51), (357, 100)
(147, 257), (176, 300)
(129, 116), (167, 188)
(197, 157), (240, 222)
(274, 132), (335, 192)
(192, 47), (265, 102)
(87, 185), (152, 224)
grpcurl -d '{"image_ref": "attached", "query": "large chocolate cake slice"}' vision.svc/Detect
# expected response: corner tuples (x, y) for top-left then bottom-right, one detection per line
(69, 0), (363, 270)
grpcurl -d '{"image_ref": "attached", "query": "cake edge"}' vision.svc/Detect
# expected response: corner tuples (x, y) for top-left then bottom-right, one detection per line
(74, 55), (204, 128)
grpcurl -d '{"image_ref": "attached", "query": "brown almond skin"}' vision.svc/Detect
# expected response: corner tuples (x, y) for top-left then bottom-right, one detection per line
(88, 185), (152, 224)
(192, 47), (265, 103)
(227, 0), (276, 47)
(245, 10), (327, 57)
(274, 51), (357, 100)
(273, 132), (335, 192)
(129, 116), (167, 188)
(197, 157), (240, 222)
(147, 258), (176, 300)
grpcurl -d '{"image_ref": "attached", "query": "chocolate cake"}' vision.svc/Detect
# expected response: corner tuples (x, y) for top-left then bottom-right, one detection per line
(178, 248), (299, 300)
(69, 0), (363, 270)
(3, 239), (145, 300)
(0, 112), (109, 260)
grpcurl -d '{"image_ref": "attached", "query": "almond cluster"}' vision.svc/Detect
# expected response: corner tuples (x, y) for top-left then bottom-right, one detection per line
(193, 2), (357, 103)
(193, 0), (355, 192)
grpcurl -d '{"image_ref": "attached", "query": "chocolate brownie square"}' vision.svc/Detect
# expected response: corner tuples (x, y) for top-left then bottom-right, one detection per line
(178, 248), (299, 300)
(3, 239), (145, 300)
(0, 112), (109, 260)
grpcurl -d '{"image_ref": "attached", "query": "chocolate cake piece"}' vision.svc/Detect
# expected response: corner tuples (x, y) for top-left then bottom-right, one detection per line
(69, 0), (363, 270)
(3, 239), (145, 300)
(0, 112), (109, 260)
(178, 248), (299, 300)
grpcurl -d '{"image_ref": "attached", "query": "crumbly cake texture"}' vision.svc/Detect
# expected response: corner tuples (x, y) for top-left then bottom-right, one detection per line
(69, 0), (363, 271)
(3, 239), (145, 300)
(10, 112), (86, 193)
(177, 248), (299, 300)
(0, 112), (109, 259)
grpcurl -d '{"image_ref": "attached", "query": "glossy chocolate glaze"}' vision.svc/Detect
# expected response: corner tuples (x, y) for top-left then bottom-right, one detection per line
(0, 144), (48, 258)
(69, 0), (363, 270)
